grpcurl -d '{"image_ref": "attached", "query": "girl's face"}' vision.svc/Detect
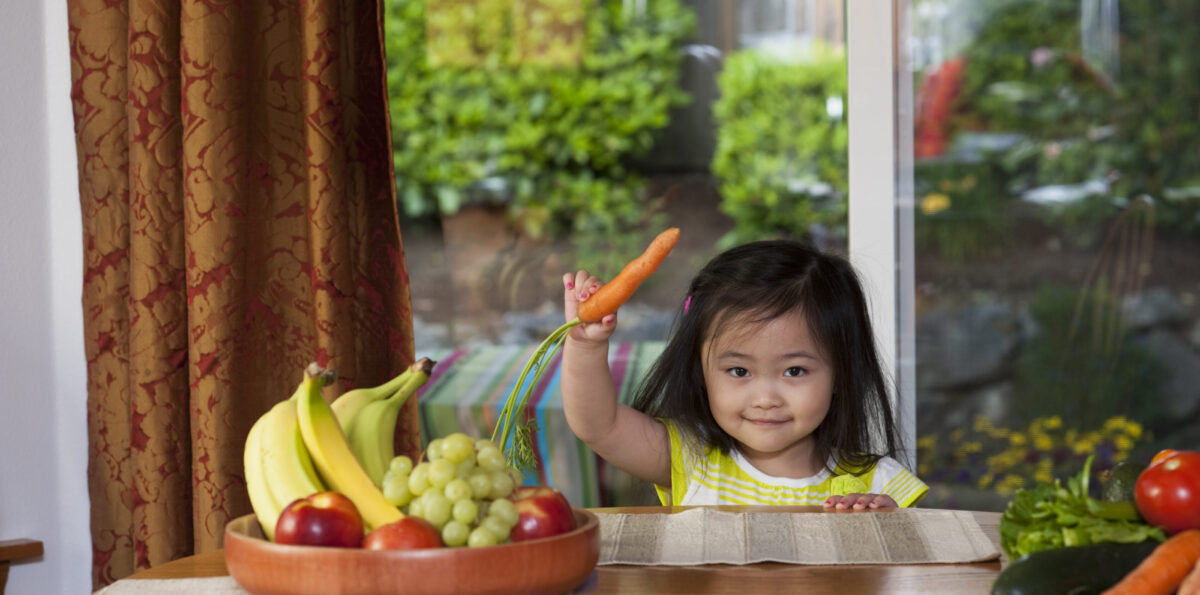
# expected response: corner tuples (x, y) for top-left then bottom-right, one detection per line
(701, 309), (834, 479)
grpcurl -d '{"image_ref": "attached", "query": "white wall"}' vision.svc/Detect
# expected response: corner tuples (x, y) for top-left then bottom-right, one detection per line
(0, 0), (90, 593)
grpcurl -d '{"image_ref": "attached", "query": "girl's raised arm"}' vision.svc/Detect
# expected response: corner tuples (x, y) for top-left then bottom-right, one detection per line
(560, 271), (671, 488)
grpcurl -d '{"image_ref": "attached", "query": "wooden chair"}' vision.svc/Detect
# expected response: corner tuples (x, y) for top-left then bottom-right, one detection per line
(0, 539), (43, 595)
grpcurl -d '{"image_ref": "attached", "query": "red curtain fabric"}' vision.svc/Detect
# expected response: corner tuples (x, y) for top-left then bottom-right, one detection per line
(67, 0), (418, 588)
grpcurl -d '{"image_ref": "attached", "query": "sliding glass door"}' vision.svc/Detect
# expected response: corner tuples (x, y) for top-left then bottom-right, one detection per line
(887, 0), (1200, 510)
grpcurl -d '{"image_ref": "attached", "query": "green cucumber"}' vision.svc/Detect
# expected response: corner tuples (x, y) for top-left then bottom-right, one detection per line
(991, 540), (1159, 595)
(1101, 461), (1147, 503)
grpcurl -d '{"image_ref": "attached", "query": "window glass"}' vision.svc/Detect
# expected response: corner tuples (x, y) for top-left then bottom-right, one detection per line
(387, 0), (848, 351)
(384, 0), (849, 507)
(909, 0), (1200, 510)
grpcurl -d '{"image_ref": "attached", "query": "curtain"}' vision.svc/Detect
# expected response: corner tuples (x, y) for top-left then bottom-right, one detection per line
(67, 0), (417, 587)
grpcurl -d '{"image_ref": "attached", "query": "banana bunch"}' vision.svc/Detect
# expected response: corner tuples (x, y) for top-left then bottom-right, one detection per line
(243, 372), (331, 541)
(296, 361), (436, 531)
(244, 358), (435, 538)
(330, 362), (424, 436)
(344, 358), (434, 487)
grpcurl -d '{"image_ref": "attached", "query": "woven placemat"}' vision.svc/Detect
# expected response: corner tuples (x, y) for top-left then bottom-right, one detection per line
(597, 508), (1000, 566)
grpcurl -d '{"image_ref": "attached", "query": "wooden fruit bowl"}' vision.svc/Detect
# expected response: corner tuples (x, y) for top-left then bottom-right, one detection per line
(224, 509), (599, 595)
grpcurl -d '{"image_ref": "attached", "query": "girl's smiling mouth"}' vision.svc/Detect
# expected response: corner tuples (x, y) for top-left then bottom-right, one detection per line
(745, 417), (790, 425)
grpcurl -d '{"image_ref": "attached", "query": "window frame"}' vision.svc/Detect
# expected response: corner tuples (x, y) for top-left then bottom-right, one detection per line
(846, 0), (916, 463)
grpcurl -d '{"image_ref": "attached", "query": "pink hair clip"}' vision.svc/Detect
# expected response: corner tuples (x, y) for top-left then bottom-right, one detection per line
(684, 295), (692, 313)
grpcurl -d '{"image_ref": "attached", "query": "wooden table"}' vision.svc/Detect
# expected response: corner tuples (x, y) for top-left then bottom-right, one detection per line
(0, 538), (44, 595)
(125, 506), (1004, 594)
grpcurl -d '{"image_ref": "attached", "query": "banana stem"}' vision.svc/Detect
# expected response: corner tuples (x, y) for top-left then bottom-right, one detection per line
(388, 357), (436, 403)
(492, 317), (581, 463)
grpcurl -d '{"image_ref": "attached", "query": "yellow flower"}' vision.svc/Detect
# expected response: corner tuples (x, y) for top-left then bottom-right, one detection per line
(1104, 416), (1128, 432)
(973, 416), (993, 432)
(1044, 416), (1063, 430)
(979, 474), (994, 488)
(962, 441), (983, 454)
(1115, 435), (1134, 453)
(997, 474), (1025, 496)
(1009, 433), (1028, 446)
(1125, 421), (1144, 440)
(1034, 435), (1054, 451)
(921, 193), (951, 215)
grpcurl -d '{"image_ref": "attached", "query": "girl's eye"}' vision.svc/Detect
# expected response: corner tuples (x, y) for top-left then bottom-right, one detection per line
(784, 367), (806, 377)
(727, 367), (749, 378)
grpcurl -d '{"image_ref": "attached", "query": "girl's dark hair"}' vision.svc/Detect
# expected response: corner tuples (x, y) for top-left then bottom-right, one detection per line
(630, 239), (901, 474)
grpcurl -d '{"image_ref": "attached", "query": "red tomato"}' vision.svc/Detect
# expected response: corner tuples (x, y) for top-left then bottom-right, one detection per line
(1135, 450), (1200, 534)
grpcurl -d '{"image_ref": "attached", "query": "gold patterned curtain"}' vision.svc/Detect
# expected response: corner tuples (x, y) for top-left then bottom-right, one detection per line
(68, 0), (417, 588)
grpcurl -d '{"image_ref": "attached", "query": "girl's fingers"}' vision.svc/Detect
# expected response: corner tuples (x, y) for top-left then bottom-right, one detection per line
(564, 270), (615, 338)
(826, 493), (898, 511)
(574, 272), (604, 302)
(868, 494), (898, 509)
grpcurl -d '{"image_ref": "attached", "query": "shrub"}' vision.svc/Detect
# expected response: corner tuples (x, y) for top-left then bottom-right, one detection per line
(1011, 284), (1164, 430)
(383, 0), (695, 270)
(710, 47), (847, 247)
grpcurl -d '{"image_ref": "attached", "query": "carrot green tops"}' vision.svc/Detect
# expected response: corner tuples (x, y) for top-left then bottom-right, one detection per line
(654, 420), (929, 507)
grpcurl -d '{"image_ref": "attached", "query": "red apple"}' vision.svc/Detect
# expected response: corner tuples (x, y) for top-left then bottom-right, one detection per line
(363, 516), (443, 550)
(509, 485), (576, 542)
(274, 491), (364, 548)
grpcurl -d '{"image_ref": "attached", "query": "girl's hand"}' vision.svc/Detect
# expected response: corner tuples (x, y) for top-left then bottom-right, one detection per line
(563, 270), (617, 344)
(823, 493), (899, 511)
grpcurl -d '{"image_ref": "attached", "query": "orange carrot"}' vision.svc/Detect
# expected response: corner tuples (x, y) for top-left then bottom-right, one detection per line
(1103, 530), (1200, 595)
(578, 227), (680, 323)
(492, 227), (680, 468)
(1179, 558), (1200, 595)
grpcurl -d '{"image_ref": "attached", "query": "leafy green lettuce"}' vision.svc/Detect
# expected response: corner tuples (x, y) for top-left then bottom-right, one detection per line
(999, 456), (1165, 559)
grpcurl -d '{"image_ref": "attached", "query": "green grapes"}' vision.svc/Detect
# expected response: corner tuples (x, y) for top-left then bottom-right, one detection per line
(428, 458), (456, 488)
(467, 526), (499, 548)
(444, 478), (472, 502)
(441, 520), (470, 547)
(381, 432), (524, 547)
(452, 499), (478, 524)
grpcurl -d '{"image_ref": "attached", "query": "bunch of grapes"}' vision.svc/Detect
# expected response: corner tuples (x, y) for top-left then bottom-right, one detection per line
(381, 433), (524, 547)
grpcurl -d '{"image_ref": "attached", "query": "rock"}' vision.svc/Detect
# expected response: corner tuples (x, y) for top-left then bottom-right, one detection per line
(916, 301), (1022, 390)
(916, 381), (1015, 438)
(1137, 329), (1200, 421)
(1123, 287), (1190, 331)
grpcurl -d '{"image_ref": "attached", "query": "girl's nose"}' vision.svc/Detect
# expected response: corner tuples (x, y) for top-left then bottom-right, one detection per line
(749, 383), (785, 408)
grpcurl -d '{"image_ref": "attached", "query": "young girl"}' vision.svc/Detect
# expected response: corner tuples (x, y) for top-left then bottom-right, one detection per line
(560, 239), (927, 509)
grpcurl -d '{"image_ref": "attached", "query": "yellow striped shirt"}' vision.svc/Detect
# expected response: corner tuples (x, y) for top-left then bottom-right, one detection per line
(654, 420), (928, 507)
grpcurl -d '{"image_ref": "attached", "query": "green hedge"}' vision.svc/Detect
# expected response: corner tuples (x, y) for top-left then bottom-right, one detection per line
(384, 0), (695, 269)
(710, 48), (848, 247)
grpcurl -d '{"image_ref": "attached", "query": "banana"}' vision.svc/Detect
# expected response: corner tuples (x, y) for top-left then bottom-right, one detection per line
(347, 357), (435, 487)
(295, 362), (405, 531)
(243, 412), (283, 540)
(330, 366), (416, 436)
(259, 397), (325, 513)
